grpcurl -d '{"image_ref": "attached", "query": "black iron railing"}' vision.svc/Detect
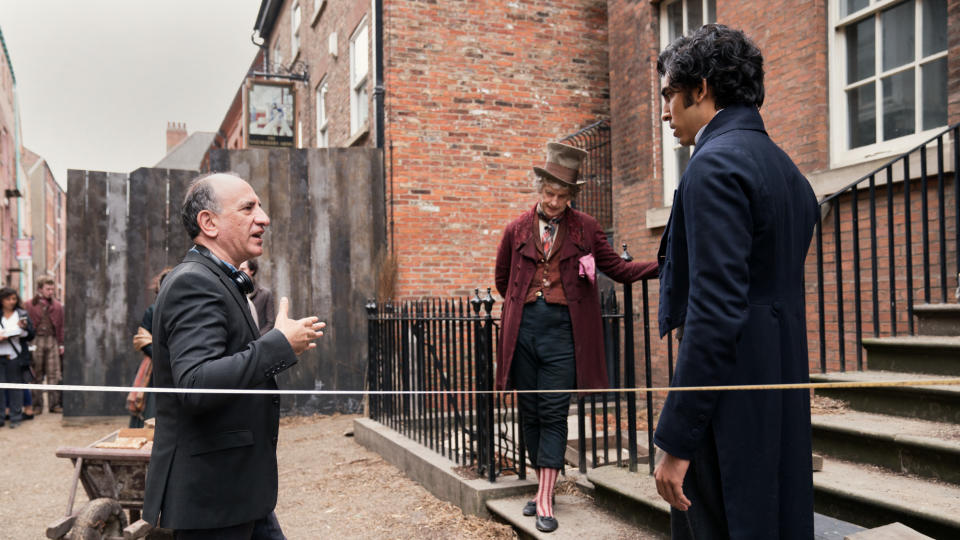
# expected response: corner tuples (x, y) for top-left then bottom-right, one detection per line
(562, 120), (614, 233)
(366, 249), (668, 480)
(813, 124), (959, 372)
(366, 289), (525, 482)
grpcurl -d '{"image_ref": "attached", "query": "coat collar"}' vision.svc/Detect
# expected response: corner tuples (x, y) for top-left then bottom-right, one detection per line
(692, 104), (767, 158)
(514, 203), (586, 261)
(184, 250), (259, 336)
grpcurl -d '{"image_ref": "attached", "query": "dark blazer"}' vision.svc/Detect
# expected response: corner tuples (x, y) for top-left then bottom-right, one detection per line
(143, 250), (297, 530)
(494, 205), (658, 390)
(654, 105), (818, 539)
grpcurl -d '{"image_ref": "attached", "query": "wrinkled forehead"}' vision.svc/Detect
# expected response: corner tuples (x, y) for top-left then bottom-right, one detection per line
(210, 174), (259, 208)
(539, 180), (572, 196)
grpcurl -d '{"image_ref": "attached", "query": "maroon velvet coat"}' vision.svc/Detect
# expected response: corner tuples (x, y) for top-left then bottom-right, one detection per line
(494, 205), (658, 391)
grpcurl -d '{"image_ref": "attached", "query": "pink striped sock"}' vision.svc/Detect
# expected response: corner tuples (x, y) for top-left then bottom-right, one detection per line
(536, 467), (558, 517)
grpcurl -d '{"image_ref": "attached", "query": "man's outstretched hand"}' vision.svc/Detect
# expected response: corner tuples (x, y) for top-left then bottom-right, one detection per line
(274, 297), (325, 355)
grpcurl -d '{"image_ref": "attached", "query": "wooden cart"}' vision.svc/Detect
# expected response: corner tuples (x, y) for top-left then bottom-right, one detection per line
(46, 428), (169, 540)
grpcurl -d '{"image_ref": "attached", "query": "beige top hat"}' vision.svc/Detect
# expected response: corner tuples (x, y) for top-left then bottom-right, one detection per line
(533, 142), (588, 187)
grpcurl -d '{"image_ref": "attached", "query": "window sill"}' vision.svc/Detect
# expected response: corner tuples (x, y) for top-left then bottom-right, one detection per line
(346, 124), (369, 147)
(811, 135), (955, 199)
(645, 206), (671, 230)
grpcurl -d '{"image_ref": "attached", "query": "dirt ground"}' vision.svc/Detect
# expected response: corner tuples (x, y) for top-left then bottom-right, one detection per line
(0, 411), (516, 540)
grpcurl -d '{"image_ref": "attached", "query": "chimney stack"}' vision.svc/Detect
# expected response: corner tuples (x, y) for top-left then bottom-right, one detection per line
(166, 121), (188, 152)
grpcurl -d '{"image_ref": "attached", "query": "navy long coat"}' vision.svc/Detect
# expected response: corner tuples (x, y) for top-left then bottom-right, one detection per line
(654, 105), (818, 539)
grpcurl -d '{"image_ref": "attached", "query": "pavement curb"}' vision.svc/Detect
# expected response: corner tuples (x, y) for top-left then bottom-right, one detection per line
(353, 417), (536, 518)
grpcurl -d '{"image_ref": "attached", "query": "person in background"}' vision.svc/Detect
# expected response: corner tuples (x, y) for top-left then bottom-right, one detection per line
(0, 287), (36, 428)
(128, 267), (174, 428)
(494, 141), (659, 533)
(25, 276), (64, 414)
(240, 258), (276, 336)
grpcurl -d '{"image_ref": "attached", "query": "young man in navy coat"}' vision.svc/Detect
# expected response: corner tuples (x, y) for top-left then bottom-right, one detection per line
(653, 25), (818, 539)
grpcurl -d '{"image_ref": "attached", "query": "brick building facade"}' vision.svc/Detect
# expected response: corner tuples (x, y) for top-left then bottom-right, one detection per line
(0, 27), (28, 292)
(22, 147), (66, 297)
(241, 0), (613, 298)
(229, 0), (958, 375)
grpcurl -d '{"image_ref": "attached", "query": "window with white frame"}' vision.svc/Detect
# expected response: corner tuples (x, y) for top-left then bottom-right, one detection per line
(316, 78), (329, 147)
(350, 21), (370, 136)
(658, 0), (716, 204)
(291, 1), (301, 59)
(829, 0), (948, 165)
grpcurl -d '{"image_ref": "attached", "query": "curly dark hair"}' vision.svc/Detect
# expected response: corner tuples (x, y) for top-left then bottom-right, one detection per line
(657, 24), (764, 110)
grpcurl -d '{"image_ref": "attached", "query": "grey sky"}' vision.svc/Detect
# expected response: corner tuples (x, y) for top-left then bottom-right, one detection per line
(0, 0), (263, 187)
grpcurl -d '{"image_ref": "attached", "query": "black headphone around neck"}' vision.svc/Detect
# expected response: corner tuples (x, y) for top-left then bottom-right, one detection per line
(193, 245), (255, 295)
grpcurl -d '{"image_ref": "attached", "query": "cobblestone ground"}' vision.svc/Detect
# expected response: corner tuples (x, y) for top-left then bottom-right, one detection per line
(0, 411), (516, 539)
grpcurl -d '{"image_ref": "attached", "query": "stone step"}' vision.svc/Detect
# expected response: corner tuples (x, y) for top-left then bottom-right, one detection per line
(812, 410), (960, 484)
(814, 458), (960, 538)
(914, 303), (960, 337)
(811, 371), (960, 423)
(564, 413), (650, 469)
(585, 465), (868, 539)
(486, 492), (666, 539)
(862, 336), (960, 376)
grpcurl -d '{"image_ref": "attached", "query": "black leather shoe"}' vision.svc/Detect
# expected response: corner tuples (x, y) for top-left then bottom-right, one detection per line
(22, 413), (33, 420)
(522, 500), (536, 516)
(535, 515), (558, 533)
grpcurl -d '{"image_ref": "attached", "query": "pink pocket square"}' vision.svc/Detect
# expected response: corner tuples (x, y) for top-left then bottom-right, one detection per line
(578, 253), (596, 284)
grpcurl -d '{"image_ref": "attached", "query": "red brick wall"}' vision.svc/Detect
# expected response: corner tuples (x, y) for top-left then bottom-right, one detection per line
(719, 1), (829, 173)
(384, 0), (611, 298)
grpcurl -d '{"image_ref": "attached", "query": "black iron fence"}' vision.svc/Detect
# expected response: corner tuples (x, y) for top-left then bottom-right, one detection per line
(366, 290), (525, 481)
(812, 123), (959, 372)
(366, 248), (671, 480)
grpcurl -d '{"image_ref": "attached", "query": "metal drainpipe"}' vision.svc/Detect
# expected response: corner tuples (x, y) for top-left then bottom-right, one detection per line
(374, 0), (385, 149)
(374, 0), (390, 254)
(13, 81), (24, 295)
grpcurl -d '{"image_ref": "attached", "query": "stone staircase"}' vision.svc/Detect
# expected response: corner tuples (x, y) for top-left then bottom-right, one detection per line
(487, 304), (960, 539)
(810, 303), (960, 538)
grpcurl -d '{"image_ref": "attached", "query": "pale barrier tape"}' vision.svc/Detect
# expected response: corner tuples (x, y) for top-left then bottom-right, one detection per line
(1, 378), (959, 396)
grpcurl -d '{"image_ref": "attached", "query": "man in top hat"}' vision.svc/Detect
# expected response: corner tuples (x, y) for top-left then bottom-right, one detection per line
(494, 141), (659, 533)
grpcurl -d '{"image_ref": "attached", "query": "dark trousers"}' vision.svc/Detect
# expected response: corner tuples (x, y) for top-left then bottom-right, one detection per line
(0, 357), (23, 423)
(512, 298), (576, 470)
(174, 511), (285, 540)
(671, 427), (730, 540)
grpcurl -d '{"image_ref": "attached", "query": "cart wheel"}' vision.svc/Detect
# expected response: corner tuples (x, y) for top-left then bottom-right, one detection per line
(66, 498), (129, 540)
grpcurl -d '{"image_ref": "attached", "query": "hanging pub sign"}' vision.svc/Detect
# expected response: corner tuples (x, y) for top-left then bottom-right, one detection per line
(15, 238), (32, 261)
(246, 81), (296, 147)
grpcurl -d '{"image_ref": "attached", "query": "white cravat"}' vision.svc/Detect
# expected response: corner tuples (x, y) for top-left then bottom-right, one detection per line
(247, 295), (259, 329)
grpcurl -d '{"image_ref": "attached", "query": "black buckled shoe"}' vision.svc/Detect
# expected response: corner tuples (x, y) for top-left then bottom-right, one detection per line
(522, 500), (536, 516)
(536, 515), (558, 533)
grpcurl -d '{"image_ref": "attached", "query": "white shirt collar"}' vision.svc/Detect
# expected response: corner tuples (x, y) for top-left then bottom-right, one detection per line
(694, 108), (724, 146)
